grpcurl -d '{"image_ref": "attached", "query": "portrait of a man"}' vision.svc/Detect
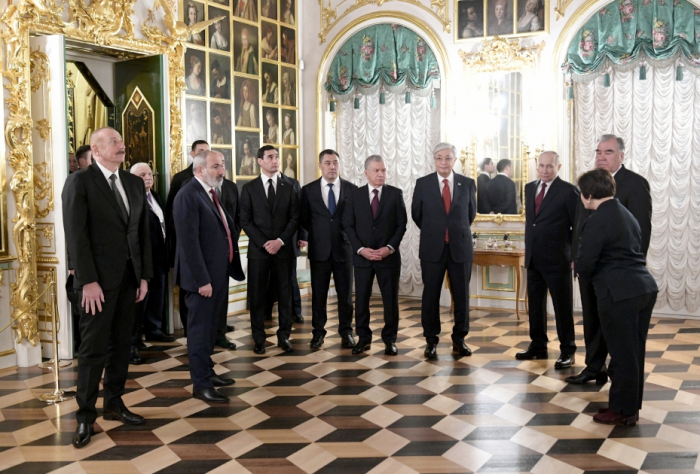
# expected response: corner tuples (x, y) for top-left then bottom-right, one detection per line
(280, 27), (295, 65)
(261, 22), (278, 60)
(210, 103), (232, 145)
(487, 0), (513, 36)
(262, 63), (279, 104)
(209, 54), (231, 99)
(234, 22), (259, 75)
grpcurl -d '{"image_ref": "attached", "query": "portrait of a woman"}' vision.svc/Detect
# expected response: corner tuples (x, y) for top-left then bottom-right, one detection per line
(281, 0), (295, 25)
(283, 151), (296, 179)
(237, 79), (257, 128)
(235, 26), (259, 75)
(517, 0), (543, 33)
(185, 54), (205, 96)
(281, 70), (295, 106)
(209, 17), (229, 51)
(282, 112), (295, 145)
(238, 139), (257, 175)
(186, 2), (204, 45)
(488, 0), (513, 36)
(262, 0), (277, 19)
(461, 5), (484, 38)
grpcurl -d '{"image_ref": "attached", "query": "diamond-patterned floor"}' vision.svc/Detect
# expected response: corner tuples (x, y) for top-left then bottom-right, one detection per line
(1, 297), (700, 473)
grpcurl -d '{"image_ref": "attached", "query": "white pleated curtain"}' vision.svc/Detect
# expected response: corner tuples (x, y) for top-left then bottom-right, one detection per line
(337, 90), (441, 297)
(574, 64), (700, 312)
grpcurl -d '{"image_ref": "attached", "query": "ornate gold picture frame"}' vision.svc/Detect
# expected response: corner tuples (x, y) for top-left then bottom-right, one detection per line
(454, 0), (549, 43)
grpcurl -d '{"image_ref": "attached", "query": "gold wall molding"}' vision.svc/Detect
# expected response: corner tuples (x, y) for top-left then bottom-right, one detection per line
(459, 37), (545, 73)
(36, 257), (60, 264)
(318, 0), (451, 44)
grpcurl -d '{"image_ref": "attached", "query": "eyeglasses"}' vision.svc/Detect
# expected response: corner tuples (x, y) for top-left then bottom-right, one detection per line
(435, 157), (455, 162)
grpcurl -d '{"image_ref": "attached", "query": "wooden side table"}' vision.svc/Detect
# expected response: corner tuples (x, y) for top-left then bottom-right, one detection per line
(472, 249), (527, 319)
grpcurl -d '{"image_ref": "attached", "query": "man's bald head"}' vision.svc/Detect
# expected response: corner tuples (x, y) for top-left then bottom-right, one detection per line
(89, 127), (126, 172)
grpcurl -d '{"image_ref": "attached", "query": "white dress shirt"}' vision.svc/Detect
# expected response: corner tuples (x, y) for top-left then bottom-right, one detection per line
(147, 191), (166, 238)
(261, 172), (278, 196)
(438, 171), (454, 202)
(96, 161), (130, 214)
(195, 176), (215, 201)
(321, 177), (340, 209)
(368, 185), (383, 203)
(535, 179), (553, 198)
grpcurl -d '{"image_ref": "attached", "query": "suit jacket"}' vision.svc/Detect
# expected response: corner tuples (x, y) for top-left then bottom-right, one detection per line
(487, 174), (517, 214)
(300, 177), (357, 262)
(165, 163), (194, 266)
(477, 173), (492, 214)
(62, 164), (153, 290)
(240, 174), (300, 260)
(525, 177), (579, 273)
(183, 177), (242, 238)
(575, 199), (658, 303)
(342, 184), (407, 268)
(573, 165), (652, 257)
(412, 172), (476, 264)
(281, 173), (308, 257)
(173, 178), (244, 292)
(146, 191), (168, 272)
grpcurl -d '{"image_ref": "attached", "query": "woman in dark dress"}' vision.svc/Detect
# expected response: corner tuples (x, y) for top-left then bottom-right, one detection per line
(575, 169), (658, 426)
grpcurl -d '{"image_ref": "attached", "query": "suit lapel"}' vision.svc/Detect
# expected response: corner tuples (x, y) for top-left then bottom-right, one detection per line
(375, 186), (389, 220)
(535, 178), (560, 217)
(450, 174), (461, 212)
(311, 178), (330, 215)
(192, 179), (225, 227)
(119, 169), (138, 224)
(359, 185), (373, 221)
(273, 175), (287, 214)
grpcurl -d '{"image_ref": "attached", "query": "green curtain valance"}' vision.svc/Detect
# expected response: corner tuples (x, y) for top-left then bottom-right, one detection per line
(324, 24), (440, 96)
(562, 0), (700, 75)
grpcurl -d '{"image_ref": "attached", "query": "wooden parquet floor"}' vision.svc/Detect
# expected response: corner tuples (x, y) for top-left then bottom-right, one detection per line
(1, 296), (700, 473)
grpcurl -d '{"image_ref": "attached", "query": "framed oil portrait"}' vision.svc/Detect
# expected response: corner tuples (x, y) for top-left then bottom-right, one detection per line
(234, 0), (258, 22)
(235, 131), (260, 176)
(261, 0), (277, 20)
(487, 0), (514, 36)
(234, 77), (259, 129)
(262, 63), (279, 105)
(516, 0), (545, 34)
(456, 0), (484, 39)
(210, 102), (232, 144)
(280, 66), (296, 107)
(209, 53), (231, 100)
(280, 27), (295, 65)
(236, 179), (251, 195)
(122, 87), (155, 169)
(183, 0), (205, 46)
(185, 49), (206, 96)
(185, 99), (207, 145)
(281, 148), (297, 180)
(280, 0), (295, 26)
(280, 110), (296, 145)
(211, 0), (229, 7)
(261, 21), (278, 61)
(208, 6), (230, 51)
(233, 21), (259, 75)
(213, 148), (234, 179)
(262, 107), (279, 144)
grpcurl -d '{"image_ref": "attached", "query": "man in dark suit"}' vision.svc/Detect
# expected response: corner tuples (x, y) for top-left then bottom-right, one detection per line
(300, 149), (358, 350)
(516, 151), (579, 369)
(567, 134), (652, 385)
(240, 145), (300, 354)
(62, 127), (153, 448)
(343, 155), (407, 355)
(165, 140), (215, 332)
(129, 163), (174, 366)
(174, 150), (244, 402)
(412, 143), (477, 359)
(486, 159), (518, 214)
(477, 157), (494, 214)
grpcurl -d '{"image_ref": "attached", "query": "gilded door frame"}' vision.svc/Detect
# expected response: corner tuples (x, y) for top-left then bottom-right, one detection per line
(0, 0), (190, 345)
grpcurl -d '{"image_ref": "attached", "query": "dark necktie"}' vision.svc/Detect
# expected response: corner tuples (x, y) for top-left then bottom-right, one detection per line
(328, 183), (336, 214)
(371, 188), (379, 219)
(109, 174), (129, 222)
(267, 178), (275, 208)
(535, 182), (547, 215)
(442, 179), (450, 243)
(210, 189), (233, 263)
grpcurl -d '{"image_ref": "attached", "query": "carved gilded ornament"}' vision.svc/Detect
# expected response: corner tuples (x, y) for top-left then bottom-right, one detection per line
(42, 226), (54, 246)
(459, 37), (545, 73)
(555, 0), (576, 20)
(29, 49), (50, 92)
(318, 0), (450, 44)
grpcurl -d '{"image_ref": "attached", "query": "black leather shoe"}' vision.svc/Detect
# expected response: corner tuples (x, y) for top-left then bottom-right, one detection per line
(310, 335), (324, 350)
(226, 324), (235, 332)
(193, 387), (229, 403)
(135, 341), (148, 351)
(554, 354), (575, 370)
(424, 343), (437, 360)
(515, 348), (548, 360)
(341, 334), (356, 348)
(352, 339), (371, 354)
(215, 338), (237, 350)
(103, 403), (145, 425)
(129, 347), (143, 365)
(145, 333), (176, 343)
(453, 341), (472, 356)
(72, 422), (93, 449)
(292, 314), (304, 323)
(278, 339), (294, 353)
(384, 343), (398, 356)
(565, 371), (608, 385)
(211, 375), (235, 386)
(253, 343), (266, 354)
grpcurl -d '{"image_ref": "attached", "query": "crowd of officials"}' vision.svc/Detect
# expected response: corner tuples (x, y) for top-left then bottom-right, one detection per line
(62, 127), (657, 449)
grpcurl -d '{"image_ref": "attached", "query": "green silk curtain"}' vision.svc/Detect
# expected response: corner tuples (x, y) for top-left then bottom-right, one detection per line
(563, 0), (700, 75)
(324, 24), (440, 95)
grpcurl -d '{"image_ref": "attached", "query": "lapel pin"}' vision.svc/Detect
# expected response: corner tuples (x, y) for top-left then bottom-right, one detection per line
(457, 183), (461, 186)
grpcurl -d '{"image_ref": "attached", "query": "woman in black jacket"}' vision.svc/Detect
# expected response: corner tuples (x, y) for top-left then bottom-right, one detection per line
(574, 169), (658, 426)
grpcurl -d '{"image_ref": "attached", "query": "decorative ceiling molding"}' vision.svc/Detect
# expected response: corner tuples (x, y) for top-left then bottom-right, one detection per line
(555, 0), (577, 20)
(459, 36), (545, 73)
(318, 0), (450, 44)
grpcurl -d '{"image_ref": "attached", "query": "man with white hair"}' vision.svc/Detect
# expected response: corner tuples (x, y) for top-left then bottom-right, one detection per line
(412, 142), (477, 359)
(129, 163), (174, 364)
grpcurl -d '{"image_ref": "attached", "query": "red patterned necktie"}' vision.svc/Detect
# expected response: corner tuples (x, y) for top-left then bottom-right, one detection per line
(535, 182), (547, 215)
(371, 189), (379, 219)
(210, 189), (233, 263)
(443, 179), (451, 243)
